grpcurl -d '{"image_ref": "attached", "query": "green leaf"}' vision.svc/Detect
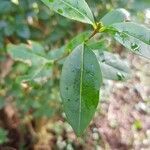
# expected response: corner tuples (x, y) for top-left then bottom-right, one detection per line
(0, 128), (8, 144)
(0, 97), (5, 109)
(7, 42), (53, 83)
(60, 44), (102, 136)
(41, 0), (95, 25)
(110, 22), (150, 59)
(129, 0), (150, 10)
(66, 31), (91, 52)
(100, 8), (130, 26)
(33, 101), (55, 118)
(7, 42), (52, 66)
(4, 23), (15, 36)
(21, 64), (52, 84)
(95, 51), (131, 81)
(48, 46), (66, 60)
(48, 31), (91, 61)
(133, 120), (142, 130)
(16, 24), (30, 39)
(30, 41), (46, 56)
(86, 40), (106, 50)
(0, 0), (12, 14)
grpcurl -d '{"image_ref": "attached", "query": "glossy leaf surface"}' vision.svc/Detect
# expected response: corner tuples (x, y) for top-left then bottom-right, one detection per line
(100, 8), (130, 26)
(95, 51), (131, 81)
(60, 44), (102, 135)
(111, 22), (150, 59)
(41, 0), (95, 25)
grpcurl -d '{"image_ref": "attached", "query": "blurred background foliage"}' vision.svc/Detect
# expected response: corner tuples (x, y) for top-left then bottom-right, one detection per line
(0, 0), (150, 149)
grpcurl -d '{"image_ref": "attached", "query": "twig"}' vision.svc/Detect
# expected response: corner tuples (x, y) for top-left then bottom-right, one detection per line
(54, 52), (69, 64)
(85, 22), (103, 42)
(85, 29), (98, 42)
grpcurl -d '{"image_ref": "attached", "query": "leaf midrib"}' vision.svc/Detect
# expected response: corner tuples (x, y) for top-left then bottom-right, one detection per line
(78, 44), (84, 134)
(56, 0), (93, 24)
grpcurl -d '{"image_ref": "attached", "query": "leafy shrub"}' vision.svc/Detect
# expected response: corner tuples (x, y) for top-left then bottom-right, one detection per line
(7, 0), (150, 136)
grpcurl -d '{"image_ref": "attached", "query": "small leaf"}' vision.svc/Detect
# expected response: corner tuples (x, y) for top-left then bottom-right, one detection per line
(16, 24), (30, 39)
(133, 120), (142, 130)
(95, 51), (131, 81)
(21, 64), (52, 84)
(0, 0), (12, 14)
(41, 0), (95, 25)
(100, 8), (130, 26)
(4, 23), (15, 36)
(48, 46), (66, 60)
(7, 42), (53, 83)
(86, 40), (106, 50)
(60, 44), (102, 136)
(33, 101), (55, 118)
(0, 97), (5, 109)
(7, 42), (51, 66)
(110, 22), (150, 59)
(48, 31), (105, 61)
(30, 41), (46, 56)
(66, 31), (91, 52)
(48, 31), (91, 61)
(0, 128), (8, 144)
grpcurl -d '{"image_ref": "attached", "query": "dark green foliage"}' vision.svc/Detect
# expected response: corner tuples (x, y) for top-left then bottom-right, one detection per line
(0, 0), (149, 139)
(60, 44), (102, 135)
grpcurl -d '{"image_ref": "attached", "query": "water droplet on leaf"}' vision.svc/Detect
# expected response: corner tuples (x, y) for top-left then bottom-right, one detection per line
(57, 9), (63, 14)
(131, 43), (139, 52)
(117, 72), (125, 81)
(119, 32), (128, 43)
